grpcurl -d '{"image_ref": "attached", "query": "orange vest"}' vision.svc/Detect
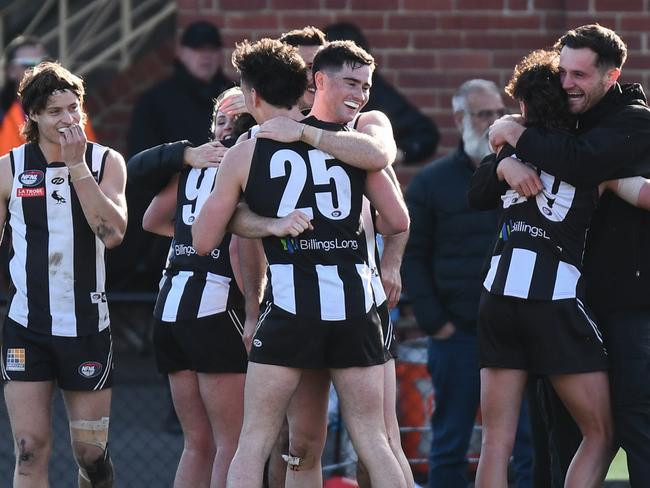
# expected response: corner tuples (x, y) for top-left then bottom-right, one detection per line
(0, 100), (97, 156)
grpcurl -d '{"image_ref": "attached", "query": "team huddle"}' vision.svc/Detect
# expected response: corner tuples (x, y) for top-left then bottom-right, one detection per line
(1, 21), (650, 488)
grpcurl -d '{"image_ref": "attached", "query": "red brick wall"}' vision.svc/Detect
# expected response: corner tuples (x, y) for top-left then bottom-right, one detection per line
(89, 1), (650, 161)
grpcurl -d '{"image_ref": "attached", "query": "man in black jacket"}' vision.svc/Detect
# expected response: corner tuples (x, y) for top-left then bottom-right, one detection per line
(489, 24), (650, 486)
(402, 79), (532, 488)
(112, 21), (234, 292)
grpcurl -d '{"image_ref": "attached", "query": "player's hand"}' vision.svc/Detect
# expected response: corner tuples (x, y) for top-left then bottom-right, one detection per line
(184, 142), (228, 168)
(380, 264), (402, 309)
(497, 157), (543, 197)
(59, 124), (87, 166)
(256, 117), (303, 143)
(431, 321), (456, 340)
(219, 89), (248, 117)
(488, 115), (524, 149)
(242, 316), (257, 355)
(267, 210), (313, 237)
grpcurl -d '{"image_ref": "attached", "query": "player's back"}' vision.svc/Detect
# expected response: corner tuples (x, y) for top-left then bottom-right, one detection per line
(244, 116), (373, 321)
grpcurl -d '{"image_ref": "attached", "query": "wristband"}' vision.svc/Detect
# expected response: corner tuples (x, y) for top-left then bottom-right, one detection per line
(71, 173), (93, 183)
(68, 162), (86, 171)
(298, 123), (306, 141)
(313, 128), (323, 147)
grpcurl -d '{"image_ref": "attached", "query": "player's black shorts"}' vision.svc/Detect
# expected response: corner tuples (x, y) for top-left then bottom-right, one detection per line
(377, 301), (398, 359)
(154, 309), (248, 374)
(478, 291), (607, 375)
(1, 317), (114, 390)
(249, 302), (389, 369)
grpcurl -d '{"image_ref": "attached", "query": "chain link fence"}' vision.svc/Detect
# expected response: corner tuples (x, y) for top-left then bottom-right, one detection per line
(0, 302), (449, 487)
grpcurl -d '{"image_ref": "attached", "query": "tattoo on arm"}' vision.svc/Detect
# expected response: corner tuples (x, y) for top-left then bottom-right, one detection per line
(95, 219), (116, 243)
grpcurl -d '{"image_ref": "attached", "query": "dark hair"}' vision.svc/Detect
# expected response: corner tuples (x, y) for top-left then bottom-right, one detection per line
(323, 22), (370, 52)
(232, 38), (307, 110)
(312, 40), (375, 76)
(279, 26), (326, 47)
(18, 61), (86, 143)
(506, 50), (572, 130)
(556, 24), (627, 69)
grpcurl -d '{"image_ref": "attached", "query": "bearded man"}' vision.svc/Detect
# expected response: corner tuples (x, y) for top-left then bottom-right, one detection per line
(401, 79), (533, 488)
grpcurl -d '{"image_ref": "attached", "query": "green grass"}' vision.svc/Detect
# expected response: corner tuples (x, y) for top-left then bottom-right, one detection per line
(606, 449), (629, 480)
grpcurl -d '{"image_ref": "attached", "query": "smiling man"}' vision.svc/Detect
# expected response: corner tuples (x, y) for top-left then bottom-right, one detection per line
(191, 38), (409, 488)
(0, 61), (127, 488)
(489, 24), (650, 486)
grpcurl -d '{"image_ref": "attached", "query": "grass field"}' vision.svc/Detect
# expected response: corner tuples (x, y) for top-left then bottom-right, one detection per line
(606, 449), (629, 481)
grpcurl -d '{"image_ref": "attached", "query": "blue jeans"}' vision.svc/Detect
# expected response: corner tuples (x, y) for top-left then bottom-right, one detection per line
(427, 329), (533, 488)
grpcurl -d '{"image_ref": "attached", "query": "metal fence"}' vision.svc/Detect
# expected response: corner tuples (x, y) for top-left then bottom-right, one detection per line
(0, 303), (441, 487)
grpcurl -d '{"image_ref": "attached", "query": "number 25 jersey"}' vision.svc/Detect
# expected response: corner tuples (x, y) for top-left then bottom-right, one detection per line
(244, 117), (374, 321)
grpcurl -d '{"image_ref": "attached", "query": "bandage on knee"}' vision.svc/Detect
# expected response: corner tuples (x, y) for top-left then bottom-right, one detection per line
(282, 452), (315, 471)
(70, 417), (110, 451)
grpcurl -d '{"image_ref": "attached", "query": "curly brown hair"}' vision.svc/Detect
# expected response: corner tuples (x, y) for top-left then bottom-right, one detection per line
(505, 49), (572, 130)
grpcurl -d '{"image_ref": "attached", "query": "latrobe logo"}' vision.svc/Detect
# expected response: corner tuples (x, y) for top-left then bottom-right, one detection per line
(499, 220), (549, 240)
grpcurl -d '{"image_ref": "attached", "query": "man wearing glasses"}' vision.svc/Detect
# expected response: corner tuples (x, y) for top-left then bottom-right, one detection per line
(402, 79), (532, 487)
(0, 36), (96, 156)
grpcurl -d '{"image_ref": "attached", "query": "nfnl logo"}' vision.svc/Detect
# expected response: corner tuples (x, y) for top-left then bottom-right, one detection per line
(78, 361), (103, 378)
(18, 170), (44, 187)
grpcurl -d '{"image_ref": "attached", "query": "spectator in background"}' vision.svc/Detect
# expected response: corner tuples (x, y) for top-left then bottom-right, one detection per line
(112, 21), (234, 293)
(324, 21), (439, 164)
(401, 79), (532, 488)
(0, 35), (97, 156)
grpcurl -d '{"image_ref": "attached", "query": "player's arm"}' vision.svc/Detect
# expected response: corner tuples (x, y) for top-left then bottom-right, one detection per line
(61, 126), (127, 248)
(602, 177), (650, 210)
(0, 155), (11, 244)
(376, 166), (409, 309)
(192, 140), (253, 254)
(365, 170), (409, 236)
(142, 174), (179, 238)
(228, 204), (313, 238)
(255, 111), (396, 171)
(237, 237), (267, 353)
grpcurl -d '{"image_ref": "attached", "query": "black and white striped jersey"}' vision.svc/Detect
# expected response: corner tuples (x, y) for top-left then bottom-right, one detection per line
(483, 156), (598, 301)
(244, 116), (374, 321)
(6, 142), (110, 337)
(154, 166), (243, 322)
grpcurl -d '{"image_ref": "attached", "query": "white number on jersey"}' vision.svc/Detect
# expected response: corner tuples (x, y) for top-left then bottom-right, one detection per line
(182, 167), (217, 225)
(270, 148), (351, 220)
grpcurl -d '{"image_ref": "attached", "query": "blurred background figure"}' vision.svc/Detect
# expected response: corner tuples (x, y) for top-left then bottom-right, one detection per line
(109, 20), (234, 293)
(401, 79), (532, 488)
(324, 22), (439, 165)
(0, 35), (97, 156)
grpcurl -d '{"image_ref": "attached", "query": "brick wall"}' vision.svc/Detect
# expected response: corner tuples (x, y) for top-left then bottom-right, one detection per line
(89, 1), (650, 162)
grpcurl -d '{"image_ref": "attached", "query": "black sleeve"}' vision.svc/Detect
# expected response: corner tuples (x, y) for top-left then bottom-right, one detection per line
(127, 141), (191, 193)
(467, 153), (509, 210)
(515, 107), (650, 186)
(401, 174), (450, 335)
(127, 90), (165, 158)
(366, 76), (439, 164)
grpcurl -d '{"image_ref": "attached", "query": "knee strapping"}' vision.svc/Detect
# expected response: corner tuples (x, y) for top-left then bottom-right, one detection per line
(78, 448), (114, 488)
(282, 452), (315, 471)
(70, 417), (110, 451)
